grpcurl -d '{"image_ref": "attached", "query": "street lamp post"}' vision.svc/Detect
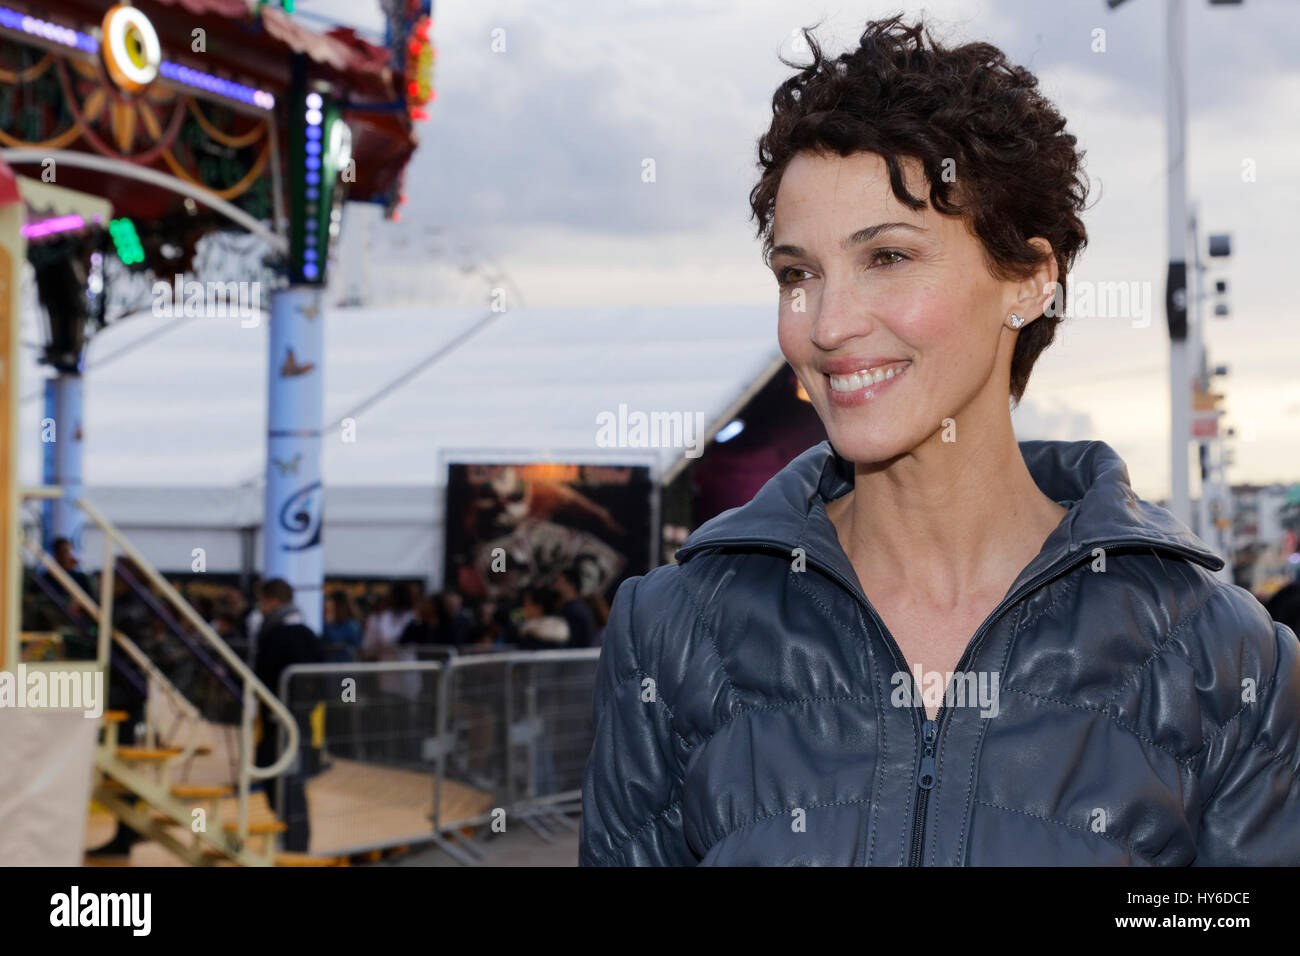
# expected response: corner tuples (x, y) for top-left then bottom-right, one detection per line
(1106, 0), (1243, 529)
(1164, 0), (1192, 527)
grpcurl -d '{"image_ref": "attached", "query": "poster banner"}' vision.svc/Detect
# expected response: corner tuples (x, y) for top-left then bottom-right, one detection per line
(444, 463), (651, 601)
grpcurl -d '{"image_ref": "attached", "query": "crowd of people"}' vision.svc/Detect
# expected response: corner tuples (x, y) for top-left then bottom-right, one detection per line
(202, 566), (612, 670)
(24, 541), (612, 720)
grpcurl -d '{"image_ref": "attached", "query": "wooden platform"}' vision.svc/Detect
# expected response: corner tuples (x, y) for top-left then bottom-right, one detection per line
(87, 693), (500, 865)
(86, 752), (495, 864)
(304, 756), (494, 856)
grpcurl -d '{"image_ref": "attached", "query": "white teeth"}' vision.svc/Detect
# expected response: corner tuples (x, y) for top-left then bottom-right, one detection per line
(828, 363), (908, 392)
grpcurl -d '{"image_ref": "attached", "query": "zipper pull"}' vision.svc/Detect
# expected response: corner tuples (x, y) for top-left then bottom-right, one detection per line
(917, 719), (938, 790)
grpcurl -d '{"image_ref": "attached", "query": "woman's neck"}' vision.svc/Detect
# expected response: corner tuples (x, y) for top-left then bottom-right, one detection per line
(827, 426), (1067, 608)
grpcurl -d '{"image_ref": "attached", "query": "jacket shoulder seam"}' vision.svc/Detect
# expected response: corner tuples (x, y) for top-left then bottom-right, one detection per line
(1193, 619), (1296, 804)
(603, 667), (691, 752)
(1176, 583), (1288, 764)
(1101, 578), (1228, 715)
(672, 561), (738, 712)
(1014, 571), (1081, 633)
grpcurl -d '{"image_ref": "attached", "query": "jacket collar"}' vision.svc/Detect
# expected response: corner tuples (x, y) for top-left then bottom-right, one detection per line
(675, 439), (1224, 591)
(259, 602), (303, 637)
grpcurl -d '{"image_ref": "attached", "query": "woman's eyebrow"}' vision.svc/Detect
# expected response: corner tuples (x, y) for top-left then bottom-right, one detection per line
(767, 221), (927, 264)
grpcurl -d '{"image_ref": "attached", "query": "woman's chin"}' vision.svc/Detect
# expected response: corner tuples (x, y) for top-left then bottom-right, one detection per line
(823, 428), (910, 467)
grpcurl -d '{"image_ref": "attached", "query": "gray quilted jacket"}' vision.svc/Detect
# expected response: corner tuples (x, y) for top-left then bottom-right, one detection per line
(579, 439), (1300, 865)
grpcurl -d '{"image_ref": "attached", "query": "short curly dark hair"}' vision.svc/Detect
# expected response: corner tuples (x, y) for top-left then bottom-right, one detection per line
(750, 15), (1090, 404)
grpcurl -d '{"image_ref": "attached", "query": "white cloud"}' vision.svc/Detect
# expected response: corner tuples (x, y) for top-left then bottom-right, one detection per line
(333, 0), (1298, 495)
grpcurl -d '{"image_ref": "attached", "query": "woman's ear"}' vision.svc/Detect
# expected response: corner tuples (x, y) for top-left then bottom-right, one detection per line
(1010, 237), (1059, 326)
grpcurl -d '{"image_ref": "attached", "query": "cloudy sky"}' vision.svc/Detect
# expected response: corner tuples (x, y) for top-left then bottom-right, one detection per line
(309, 0), (1299, 501)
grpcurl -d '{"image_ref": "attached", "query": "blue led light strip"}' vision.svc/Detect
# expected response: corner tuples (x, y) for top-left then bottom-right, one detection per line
(0, 6), (275, 111)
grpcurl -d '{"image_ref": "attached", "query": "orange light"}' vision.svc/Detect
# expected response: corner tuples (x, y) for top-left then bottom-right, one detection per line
(102, 4), (161, 94)
(518, 464), (580, 483)
(795, 379), (811, 403)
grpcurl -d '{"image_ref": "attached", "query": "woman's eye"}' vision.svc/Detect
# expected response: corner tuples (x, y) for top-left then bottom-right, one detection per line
(775, 252), (906, 286)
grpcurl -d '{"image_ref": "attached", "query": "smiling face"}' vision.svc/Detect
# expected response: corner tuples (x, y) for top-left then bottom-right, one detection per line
(771, 149), (1033, 466)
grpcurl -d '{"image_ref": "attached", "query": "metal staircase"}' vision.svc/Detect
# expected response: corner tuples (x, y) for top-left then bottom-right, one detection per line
(16, 487), (336, 866)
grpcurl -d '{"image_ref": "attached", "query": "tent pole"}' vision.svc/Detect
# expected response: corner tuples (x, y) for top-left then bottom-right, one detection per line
(262, 285), (325, 633)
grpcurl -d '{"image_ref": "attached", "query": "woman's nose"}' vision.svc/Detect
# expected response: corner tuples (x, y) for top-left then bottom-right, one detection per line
(809, 275), (874, 351)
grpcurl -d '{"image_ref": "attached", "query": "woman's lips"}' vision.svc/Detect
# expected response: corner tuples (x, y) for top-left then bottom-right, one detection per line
(824, 360), (910, 407)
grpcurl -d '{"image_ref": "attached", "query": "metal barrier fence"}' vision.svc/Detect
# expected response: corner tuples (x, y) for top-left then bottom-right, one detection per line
(278, 648), (600, 863)
(410, 643), (459, 663)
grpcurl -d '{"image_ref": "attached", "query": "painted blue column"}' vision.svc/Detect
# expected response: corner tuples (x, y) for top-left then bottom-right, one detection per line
(263, 285), (324, 633)
(42, 369), (84, 553)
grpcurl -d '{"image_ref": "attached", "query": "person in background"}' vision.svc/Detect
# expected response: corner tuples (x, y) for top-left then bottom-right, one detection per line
(400, 595), (442, 648)
(251, 577), (323, 841)
(361, 582), (421, 762)
(216, 589), (250, 660)
(463, 623), (498, 651)
(361, 589), (389, 640)
(493, 600), (521, 646)
(474, 598), (516, 647)
(212, 607), (246, 645)
(322, 590), (363, 662)
(1265, 582), (1300, 640)
(253, 578), (322, 715)
(553, 567), (595, 648)
(517, 587), (570, 649)
(435, 590), (473, 645)
(362, 583), (417, 663)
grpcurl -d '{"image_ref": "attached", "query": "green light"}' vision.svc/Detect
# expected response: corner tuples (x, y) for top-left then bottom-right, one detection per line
(109, 217), (144, 266)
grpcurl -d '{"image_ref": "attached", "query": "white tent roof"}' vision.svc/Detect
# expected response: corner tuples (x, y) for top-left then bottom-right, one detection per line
(17, 303), (782, 577)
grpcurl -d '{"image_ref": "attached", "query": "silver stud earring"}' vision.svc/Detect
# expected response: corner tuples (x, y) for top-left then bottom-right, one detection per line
(1008, 313), (1025, 329)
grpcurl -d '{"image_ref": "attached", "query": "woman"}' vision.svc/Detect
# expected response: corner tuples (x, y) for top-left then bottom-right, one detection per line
(361, 582), (420, 703)
(516, 587), (571, 649)
(580, 16), (1300, 866)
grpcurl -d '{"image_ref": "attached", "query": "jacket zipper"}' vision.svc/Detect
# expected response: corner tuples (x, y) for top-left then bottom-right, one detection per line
(910, 717), (938, 865)
(900, 538), (1216, 866)
(676, 534), (1220, 866)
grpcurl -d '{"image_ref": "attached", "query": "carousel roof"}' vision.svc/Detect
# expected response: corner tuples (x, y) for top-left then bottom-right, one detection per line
(3, 0), (418, 214)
